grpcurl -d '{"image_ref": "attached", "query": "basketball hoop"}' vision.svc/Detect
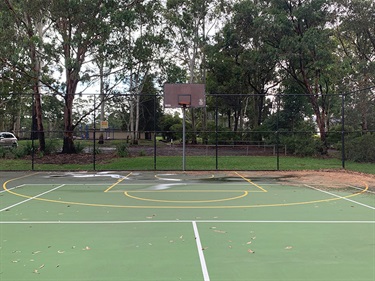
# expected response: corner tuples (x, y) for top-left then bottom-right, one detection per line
(178, 94), (191, 108)
(178, 101), (190, 108)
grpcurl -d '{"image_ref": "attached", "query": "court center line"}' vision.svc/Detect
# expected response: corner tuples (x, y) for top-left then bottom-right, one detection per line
(305, 184), (375, 210)
(192, 221), (210, 281)
(1, 220), (374, 224)
(0, 184), (65, 212)
(104, 172), (132, 192)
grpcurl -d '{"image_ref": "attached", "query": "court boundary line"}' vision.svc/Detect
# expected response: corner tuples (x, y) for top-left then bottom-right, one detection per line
(305, 184), (375, 210)
(0, 184), (65, 212)
(1, 220), (374, 224)
(192, 221), (210, 281)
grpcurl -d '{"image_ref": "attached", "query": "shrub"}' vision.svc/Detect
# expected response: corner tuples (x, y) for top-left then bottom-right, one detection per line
(44, 139), (61, 155)
(116, 142), (129, 157)
(345, 133), (375, 163)
(74, 141), (86, 154)
(280, 133), (321, 157)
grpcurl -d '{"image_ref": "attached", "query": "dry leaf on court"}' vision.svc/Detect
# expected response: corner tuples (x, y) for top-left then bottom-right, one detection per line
(285, 246), (293, 250)
(247, 249), (255, 254)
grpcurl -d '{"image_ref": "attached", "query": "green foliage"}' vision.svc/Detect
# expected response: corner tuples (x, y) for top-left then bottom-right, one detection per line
(44, 139), (61, 155)
(74, 141), (86, 154)
(326, 125), (361, 148)
(345, 133), (375, 163)
(159, 113), (182, 141)
(116, 142), (130, 158)
(280, 133), (322, 157)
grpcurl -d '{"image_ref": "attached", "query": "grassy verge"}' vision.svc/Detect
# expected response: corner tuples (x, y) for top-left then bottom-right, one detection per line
(0, 155), (373, 175)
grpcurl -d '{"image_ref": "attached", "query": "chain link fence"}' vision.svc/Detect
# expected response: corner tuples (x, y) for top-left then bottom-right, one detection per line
(0, 90), (374, 171)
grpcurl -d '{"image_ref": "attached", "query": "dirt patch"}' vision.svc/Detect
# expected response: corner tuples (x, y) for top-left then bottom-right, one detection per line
(237, 170), (375, 191)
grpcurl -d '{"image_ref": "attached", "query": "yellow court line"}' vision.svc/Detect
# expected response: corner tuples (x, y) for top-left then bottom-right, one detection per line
(2, 173), (370, 209)
(0, 183), (368, 209)
(2, 172), (40, 193)
(104, 172), (132, 192)
(124, 191), (248, 203)
(235, 172), (268, 192)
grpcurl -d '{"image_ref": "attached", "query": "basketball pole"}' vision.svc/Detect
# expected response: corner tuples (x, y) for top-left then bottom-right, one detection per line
(182, 104), (186, 171)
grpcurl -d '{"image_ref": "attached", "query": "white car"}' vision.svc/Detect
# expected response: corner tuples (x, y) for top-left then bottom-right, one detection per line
(0, 132), (18, 147)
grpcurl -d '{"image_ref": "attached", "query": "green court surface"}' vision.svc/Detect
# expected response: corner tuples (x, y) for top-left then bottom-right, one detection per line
(0, 171), (374, 281)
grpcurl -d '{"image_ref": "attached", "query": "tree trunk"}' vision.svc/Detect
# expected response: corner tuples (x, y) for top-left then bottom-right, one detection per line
(62, 92), (76, 154)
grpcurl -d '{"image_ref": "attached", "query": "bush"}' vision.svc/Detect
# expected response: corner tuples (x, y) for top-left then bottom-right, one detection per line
(0, 143), (33, 159)
(116, 142), (129, 157)
(74, 141), (86, 154)
(280, 133), (321, 157)
(44, 139), (61, 155)
(345, 133), (375, 163)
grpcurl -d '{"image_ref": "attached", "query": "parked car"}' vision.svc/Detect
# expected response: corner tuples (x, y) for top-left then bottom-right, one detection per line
(0, 132), (18, 147)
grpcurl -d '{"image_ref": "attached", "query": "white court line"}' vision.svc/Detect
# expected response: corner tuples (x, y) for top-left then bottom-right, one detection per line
(305, 184), (375, 210)
(0, 184), (25, 193)
(192, 221), (210, 281)
(0, 184), (65, 212)
(0, 220), (374, 224)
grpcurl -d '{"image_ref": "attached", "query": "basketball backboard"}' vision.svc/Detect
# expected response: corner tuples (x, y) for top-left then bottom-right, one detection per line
(164, 83), (205, 108)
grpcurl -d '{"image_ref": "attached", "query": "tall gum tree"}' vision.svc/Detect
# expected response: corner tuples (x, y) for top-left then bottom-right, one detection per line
(336, 0), (375, 133)
(164, 0), (226, 143)
(47, 0), (137, 153)
(3, 0), (49, 151)
(263, 0), (339, 153)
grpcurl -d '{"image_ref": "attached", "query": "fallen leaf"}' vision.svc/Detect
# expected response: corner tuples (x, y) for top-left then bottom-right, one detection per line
(285, 246), (293, 250)
(247, 249), (255, 254)
(213, 230), (226, 234)
(246, 241), (252, 244)
(58, 250), (65, 254)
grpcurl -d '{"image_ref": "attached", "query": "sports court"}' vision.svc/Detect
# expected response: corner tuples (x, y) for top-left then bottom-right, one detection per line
(1, 170), (374, 281)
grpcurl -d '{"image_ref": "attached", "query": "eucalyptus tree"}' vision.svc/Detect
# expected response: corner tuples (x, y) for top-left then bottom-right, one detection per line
(43, 0), (148, 153)
(259, 0), (341, 153)
(336, 0), (375, 132)
(206, 0), (279, 132)
(163, 0), (227, 143)
(205, 24), (247, 131)
(2, 0), (51, 150)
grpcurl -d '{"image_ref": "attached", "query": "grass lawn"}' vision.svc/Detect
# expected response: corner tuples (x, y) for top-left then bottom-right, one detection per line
(0, 155), (373, 175)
